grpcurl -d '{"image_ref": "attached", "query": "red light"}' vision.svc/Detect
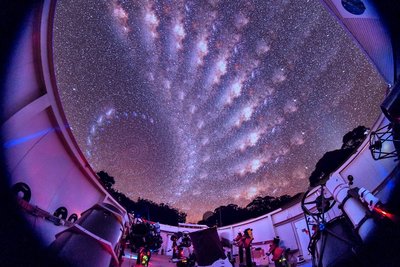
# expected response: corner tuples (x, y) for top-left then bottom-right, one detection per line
(373, 206), (397, 222)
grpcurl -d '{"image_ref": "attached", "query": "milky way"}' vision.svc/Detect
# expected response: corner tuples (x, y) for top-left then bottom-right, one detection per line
(54, 0), (386, 222)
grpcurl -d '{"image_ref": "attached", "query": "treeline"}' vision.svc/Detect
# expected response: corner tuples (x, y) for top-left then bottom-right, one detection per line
(98, 168), (299, 227)
(197, 194), (300, 227)
(97, 171), (186, 226)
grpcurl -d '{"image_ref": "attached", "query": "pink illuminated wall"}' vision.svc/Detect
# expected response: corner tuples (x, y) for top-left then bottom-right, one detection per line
(2, 0), (127, 245)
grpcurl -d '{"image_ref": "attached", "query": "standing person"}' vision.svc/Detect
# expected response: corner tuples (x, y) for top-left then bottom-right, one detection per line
(171, 235), (178, 259)
(243, 228), (254, 267)
(233, 232), (245, 265)
(267, 236), (285, 267)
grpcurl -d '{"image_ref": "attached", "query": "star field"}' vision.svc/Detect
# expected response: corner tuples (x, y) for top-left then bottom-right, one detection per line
(53, 0), (386, 222)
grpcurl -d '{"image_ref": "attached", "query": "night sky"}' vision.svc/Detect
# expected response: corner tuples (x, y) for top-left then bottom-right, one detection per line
(53, 0), (386, 222)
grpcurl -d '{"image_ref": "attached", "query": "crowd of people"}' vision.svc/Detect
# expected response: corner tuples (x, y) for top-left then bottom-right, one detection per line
(118, 218), (300, 267)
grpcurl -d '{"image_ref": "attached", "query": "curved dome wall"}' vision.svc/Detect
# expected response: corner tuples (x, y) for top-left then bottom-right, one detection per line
(1, 0), (127, 246)
(1, 0), (399, 264)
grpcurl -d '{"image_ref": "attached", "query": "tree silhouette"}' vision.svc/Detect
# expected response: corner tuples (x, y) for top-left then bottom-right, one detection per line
(97, 170), (115, 189)
(341, 125), (369, 150)
(308, 125), (369, 187)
